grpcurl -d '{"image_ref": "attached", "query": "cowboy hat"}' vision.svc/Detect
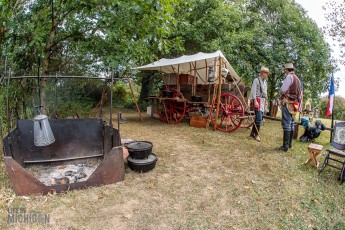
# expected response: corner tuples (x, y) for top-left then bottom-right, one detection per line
(285, 63), (294, 69)
(260, 66), (270, 74)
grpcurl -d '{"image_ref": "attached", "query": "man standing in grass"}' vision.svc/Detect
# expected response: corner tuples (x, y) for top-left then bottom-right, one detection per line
(272, 96), (280, 117)
(278, 63), (302, 151)
(250, 66), (269, 142)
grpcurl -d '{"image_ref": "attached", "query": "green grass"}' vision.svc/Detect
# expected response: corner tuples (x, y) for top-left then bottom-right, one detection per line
(0, 109), (344, 229)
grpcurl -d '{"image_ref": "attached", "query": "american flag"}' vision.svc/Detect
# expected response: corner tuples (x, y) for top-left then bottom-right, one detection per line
(325, 74), (335, 117)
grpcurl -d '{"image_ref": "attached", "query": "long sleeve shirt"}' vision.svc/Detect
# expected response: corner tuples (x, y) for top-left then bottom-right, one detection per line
(250, 76), (267, 112)
(280, 73), (294, 95)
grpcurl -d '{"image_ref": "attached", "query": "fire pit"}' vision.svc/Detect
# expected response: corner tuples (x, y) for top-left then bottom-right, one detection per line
(2, 118), (125, 196)
(2, 74), (126, 196)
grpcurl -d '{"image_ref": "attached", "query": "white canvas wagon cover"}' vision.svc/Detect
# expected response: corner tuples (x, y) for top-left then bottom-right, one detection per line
(132, 50), (241, 83)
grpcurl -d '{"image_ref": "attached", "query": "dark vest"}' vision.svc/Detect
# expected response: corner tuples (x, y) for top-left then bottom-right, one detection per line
(287, 73), (301, 102)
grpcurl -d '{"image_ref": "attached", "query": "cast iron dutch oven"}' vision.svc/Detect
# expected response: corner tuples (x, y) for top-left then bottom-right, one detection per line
(127, 153), (158, 173)
(126, 141), (153, 159)
(191, 95), (202, 102)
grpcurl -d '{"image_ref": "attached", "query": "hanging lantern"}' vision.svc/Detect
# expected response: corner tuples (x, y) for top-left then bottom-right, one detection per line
(221, 68), (229, 78)
(208, 66), (214, 82)
(34, 114), (55, 146)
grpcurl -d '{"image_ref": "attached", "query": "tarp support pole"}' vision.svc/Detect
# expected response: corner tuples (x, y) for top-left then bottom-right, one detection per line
(193, 61), (197, 95)
(214, 57), (222, 130)
(177, 64), (180, 92)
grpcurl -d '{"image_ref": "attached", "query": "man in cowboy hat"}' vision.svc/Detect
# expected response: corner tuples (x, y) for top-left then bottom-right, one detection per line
(278, 63), (302, 151)
(249, 66), (269, 142)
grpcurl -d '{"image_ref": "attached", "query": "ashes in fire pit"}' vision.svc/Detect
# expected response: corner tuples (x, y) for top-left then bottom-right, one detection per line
(27, 162), (100, 186)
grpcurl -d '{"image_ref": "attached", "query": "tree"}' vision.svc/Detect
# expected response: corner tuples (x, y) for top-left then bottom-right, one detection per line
(241, 0), (334, 114)
(323, 0), (345, 65)
(0, 0), (336, 120)
(97, 0), (183, 106)
(319, 96), (345, 121)
(1, 0), (184, 115)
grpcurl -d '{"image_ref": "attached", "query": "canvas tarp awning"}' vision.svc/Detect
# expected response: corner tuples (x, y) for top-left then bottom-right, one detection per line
(132, 50), (240, 83)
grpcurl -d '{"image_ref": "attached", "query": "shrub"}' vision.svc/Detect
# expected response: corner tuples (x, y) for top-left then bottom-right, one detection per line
(319, 96), (345, 121)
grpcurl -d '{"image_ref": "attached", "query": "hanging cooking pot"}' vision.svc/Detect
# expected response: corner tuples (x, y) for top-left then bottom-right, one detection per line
(126, 141), (153, 159)
(34, 114), (55, 146)
(127, 153), (158, 173)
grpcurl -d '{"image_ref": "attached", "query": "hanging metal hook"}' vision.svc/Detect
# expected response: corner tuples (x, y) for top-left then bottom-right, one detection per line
(117, 112), (127, 146)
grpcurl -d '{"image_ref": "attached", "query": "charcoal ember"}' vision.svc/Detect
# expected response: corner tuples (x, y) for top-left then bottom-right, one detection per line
(64, 171), (75, 177)
(77, 164), (85, 173)
(51, 177), (70, 185)
(69, 177), (77, 183)
(59, 177), (70, 184)
(75, 172), (87, 179)
(51, 177), (58, 185)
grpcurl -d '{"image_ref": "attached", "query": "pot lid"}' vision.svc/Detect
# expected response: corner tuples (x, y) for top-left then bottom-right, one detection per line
(126, 141), (152, 151)
(127, 153), (157, 164)
(34, 114), (48, 121)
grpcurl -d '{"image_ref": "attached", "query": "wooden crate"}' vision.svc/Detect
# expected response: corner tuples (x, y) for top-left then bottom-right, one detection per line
(190, 116), (208, 128)
(179, 74), (195, 85)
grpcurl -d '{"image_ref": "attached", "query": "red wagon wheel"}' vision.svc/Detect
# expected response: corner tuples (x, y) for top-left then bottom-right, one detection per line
(156, 89), (186, 124)
(240, 116), (255, 128)
(241, 105), (255, 128)
(210, 93), (244, 132)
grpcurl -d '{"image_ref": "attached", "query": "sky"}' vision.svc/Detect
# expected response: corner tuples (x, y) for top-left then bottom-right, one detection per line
(294, 0), (345, 98)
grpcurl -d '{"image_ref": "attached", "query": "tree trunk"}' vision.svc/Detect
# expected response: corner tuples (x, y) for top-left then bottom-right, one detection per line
(41, 22), (57, 115)
(138, 71), (154, 106)
(267, 69), (277, 116)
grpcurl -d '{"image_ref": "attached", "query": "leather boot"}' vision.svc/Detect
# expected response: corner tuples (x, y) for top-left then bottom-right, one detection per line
(277, 131), (290, 151)
(289, 131), (293, 148)
(254, 125), (261, 142)
(249, 125), (255, 138)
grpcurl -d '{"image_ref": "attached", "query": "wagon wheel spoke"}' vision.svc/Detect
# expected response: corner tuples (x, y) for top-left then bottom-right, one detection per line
(225, 114), (236, 131)
(219, 110), (227, 126)
(157, 88), (186, 124)
(229, 114), (241, 126)
(240, 110), (255, 128)
(240, 118), (254, 128)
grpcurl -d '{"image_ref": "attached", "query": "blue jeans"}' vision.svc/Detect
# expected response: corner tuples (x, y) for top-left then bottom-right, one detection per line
(255, 110), (263, 125)
(281, 104), (294, 132)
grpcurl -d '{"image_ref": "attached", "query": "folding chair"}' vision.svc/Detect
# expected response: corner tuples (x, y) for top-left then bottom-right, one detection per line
(319, 122), (345, 183)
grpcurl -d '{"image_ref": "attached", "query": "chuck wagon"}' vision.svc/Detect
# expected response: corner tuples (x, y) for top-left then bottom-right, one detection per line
(133, 50), (255, 132)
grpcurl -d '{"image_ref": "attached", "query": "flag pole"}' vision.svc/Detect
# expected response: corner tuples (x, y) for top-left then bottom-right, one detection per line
(330, 72), (335, 143)
(330, 112), (334, 143)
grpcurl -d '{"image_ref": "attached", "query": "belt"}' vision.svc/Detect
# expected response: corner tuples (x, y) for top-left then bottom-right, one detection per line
(288, 97), (298, 102)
